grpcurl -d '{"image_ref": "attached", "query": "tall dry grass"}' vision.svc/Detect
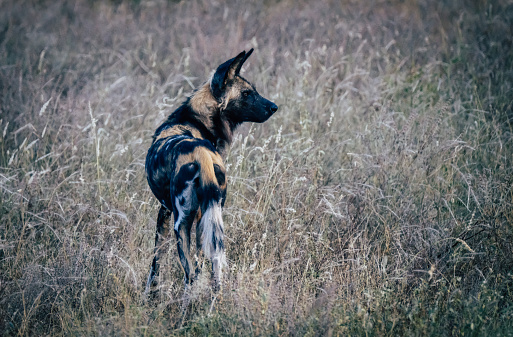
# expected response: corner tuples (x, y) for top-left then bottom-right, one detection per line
(1, 0), (512, 335)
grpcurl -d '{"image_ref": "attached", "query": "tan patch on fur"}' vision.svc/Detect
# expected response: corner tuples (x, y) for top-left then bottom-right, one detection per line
(174, 146), (225, 189)
(156, 125), (203, 141)
(189, 82), (219, 129)
(155, 125), (203, 151)
(188, 77), (252, 147)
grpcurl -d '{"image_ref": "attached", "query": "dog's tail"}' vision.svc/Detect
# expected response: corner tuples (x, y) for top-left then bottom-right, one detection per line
(193, 147), (227, 282)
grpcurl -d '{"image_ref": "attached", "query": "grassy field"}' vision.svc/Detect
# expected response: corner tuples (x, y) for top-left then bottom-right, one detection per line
(1, 0), (512, 335)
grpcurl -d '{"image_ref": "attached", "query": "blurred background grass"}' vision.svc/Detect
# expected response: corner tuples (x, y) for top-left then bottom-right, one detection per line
(0, 0), (512, 335)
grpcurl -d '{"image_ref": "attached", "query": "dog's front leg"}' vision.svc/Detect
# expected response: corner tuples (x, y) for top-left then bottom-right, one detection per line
(175, 219), (194, 286)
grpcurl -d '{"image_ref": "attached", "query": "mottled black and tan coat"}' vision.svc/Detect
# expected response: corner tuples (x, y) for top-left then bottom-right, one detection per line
(145, 49), (278, 293)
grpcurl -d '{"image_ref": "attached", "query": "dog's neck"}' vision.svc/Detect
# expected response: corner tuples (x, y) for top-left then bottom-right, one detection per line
(187, 82), (239, 151)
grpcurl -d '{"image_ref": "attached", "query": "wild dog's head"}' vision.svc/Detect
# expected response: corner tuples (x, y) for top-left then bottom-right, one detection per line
(210, 49), (278, 124)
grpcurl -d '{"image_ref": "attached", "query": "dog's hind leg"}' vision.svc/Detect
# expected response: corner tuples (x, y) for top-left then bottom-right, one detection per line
(145, 205), (172, 295)
(174, 215), (195, 286)
(173, 163), (200, 286)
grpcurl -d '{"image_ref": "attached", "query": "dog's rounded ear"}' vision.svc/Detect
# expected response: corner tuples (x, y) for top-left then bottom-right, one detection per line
(211, 49), (254, 100)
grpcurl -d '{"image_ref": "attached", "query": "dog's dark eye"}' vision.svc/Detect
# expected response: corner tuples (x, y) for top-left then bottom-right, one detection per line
(242, 91), (251, 97)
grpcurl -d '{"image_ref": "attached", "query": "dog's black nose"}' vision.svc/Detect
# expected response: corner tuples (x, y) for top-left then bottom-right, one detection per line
(270, 103), (278, 113)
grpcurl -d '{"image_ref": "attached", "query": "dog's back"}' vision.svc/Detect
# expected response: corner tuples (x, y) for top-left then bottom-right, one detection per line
(145, 101), (227, 213)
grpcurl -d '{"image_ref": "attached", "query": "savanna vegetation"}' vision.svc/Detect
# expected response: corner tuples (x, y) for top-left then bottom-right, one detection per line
(1, 0), (512, 335)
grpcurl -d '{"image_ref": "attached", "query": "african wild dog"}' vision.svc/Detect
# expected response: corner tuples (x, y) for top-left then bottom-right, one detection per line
(145, 49), (278, 294)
